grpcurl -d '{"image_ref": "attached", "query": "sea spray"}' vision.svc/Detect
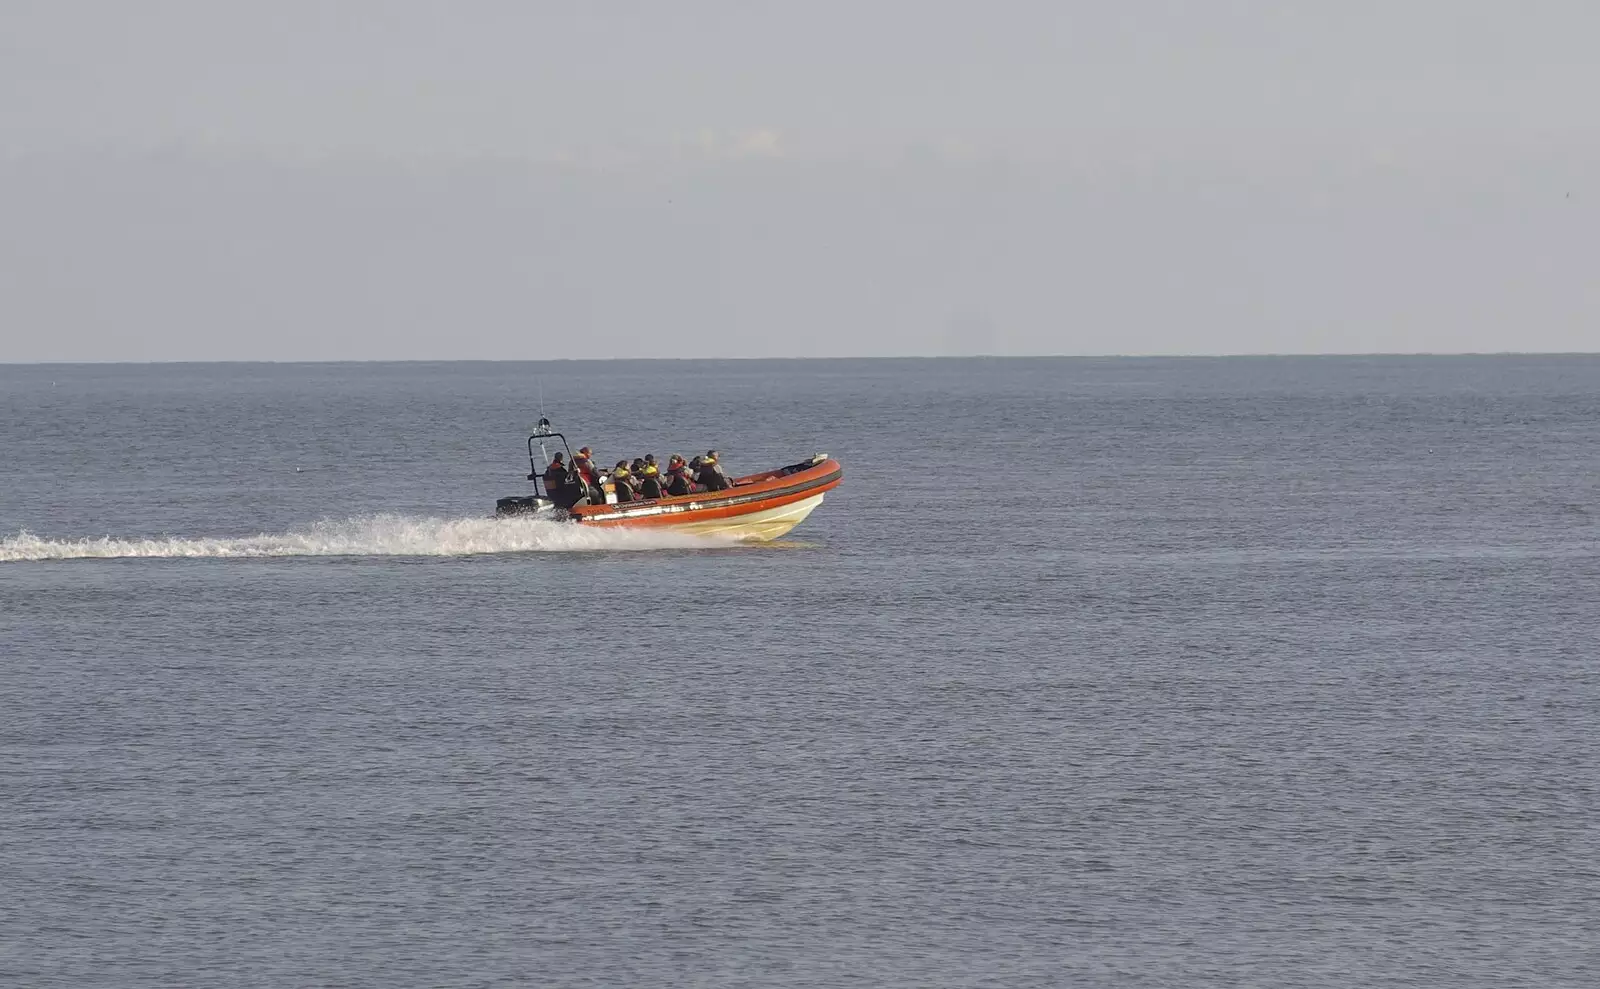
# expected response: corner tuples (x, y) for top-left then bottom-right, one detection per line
(0, 513), (735, 562)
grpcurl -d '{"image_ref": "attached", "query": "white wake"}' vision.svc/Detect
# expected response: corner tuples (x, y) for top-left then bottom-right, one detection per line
(0, 514), (736, 562)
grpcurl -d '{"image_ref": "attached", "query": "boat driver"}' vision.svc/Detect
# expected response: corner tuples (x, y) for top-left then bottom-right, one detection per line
(542, 452), (568, 496)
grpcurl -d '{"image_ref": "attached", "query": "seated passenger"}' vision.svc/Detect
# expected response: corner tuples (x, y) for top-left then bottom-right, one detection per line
(610, 460), (638, 503)
(576, 448), (601, 499)
(698, 450), (732, 491)
(665, 455), (697, 496)
(638, 461), (664, 499)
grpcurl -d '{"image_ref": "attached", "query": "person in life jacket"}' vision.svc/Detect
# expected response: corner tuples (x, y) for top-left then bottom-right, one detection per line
(610, 460), (638, 502)
(544, 452), (577, 508)
(687, 456), (709, 492)
(697, 450), (732, 491)
(542, 452), (568, 494)
(665, 455), (696, 496)
(572, 447), (603, 503)
(572, 447), (595, 483)
(638, 460), (665, 499)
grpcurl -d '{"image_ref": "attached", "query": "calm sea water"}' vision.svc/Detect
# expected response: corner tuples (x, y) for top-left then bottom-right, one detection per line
(3, 356), (1598, 987)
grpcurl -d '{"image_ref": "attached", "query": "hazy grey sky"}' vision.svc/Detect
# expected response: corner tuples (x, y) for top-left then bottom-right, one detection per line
(3, 1), (1596, 360)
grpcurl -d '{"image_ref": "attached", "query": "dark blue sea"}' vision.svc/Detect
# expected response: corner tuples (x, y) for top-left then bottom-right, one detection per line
(3, 356), (1598, 988)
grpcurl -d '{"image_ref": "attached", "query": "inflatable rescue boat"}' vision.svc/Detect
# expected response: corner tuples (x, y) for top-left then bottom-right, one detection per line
(495, 420), (842, 542)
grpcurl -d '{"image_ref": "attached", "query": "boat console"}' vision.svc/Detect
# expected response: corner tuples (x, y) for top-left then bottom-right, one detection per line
(495, 418), (569, 517)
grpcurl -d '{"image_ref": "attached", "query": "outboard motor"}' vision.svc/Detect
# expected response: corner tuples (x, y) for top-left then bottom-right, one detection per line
(496, 495), (552, 517)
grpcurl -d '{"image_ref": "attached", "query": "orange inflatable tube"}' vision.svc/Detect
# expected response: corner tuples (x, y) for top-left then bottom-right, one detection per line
(569, 457), (843, 539)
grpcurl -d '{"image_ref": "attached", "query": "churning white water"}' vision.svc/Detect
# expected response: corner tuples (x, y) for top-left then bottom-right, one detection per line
(0, 513), (734, 562)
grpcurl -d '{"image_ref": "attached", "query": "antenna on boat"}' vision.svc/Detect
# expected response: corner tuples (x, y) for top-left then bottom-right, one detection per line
(531, 377), (554, 439)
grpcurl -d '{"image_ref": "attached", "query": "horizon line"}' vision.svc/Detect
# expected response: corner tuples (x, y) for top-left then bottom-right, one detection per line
(4, 351), (1599, 367)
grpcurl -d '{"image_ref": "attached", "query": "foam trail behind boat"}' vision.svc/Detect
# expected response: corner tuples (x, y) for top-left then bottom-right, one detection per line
(0, 514), (735, 562)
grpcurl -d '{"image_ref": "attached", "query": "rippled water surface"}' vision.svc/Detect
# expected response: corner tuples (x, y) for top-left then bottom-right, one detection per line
(3, 357), (1598, 987)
